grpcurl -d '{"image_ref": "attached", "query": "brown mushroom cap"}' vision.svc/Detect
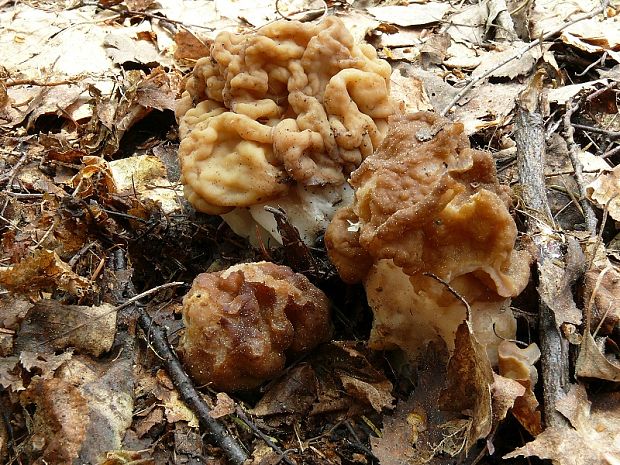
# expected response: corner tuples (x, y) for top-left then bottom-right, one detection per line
(178, 262), (332, 391)
(325, 111), (531, 361)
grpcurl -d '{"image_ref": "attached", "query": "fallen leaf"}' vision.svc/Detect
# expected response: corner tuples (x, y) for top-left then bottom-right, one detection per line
(109, 155), (184, 214)
(367, 3), (451, 27)
(0, 249), (92, 297)
(17, 300), (117, 357)
(251, 363), (318, 417)
(582, 265), (620, 336)
(538, 236), (585, 326)
(209, 392), (236, 419)
(20, 377), (89, 465)
(576, 330), (620, 381)
(587, 164), (620, 221)
(340, 374), (394, 413)
(505, 384), (620, 465)
(173, 31), (211, 63)
(371, 342), (466, 464)
(439, 322), (494, 449)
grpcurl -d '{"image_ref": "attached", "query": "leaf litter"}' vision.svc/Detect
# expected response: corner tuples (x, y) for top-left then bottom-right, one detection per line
(1, 0), (620, 464)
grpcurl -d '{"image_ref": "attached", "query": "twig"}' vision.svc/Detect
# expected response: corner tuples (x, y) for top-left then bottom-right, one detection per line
(563, 101), (598, 234)
(5, 77), (83, 88)
(235, 408), (296, 465)
(138, 310), (249, 465)
(514, 85), (570, 428)
(423, 272), (471, 321)
(572, 123), (620, 140)
(439, 0), (611, 116)
(36, 281), (185, 347)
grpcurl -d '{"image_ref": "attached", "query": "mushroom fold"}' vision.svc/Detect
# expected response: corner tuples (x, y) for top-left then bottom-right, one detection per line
(178, 262), (332, 391)
(325, 112), (531, 363)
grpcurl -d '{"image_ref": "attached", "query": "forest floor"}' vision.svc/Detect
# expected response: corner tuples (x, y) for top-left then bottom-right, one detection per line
(1, 0), (620, 464)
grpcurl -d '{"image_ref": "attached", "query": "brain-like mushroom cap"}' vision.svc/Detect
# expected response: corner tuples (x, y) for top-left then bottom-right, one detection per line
(176, 16), (394, 215)
(178, 262), (332, 391)
(325, 112), (530, 360)
(327, 111), (530, 296)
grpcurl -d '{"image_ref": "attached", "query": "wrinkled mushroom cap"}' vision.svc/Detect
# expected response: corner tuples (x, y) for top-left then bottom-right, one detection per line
(325, 111), (531, 360)
(178, 262), (332, 391)
(176, 16), (394, 216)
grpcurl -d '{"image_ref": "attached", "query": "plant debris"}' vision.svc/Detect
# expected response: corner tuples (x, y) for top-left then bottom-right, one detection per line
(1, 0), (620, 464)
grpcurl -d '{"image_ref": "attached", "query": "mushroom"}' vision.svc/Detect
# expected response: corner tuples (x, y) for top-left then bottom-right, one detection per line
(325, 112), (531, 363)
(176, 16), (394, 245)
(178, 261), (332, 391)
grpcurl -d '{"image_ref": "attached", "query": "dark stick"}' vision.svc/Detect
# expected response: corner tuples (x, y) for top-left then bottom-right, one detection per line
(137, 309), (250, 465)
(564, 102), (598, 234)
(514, 97), (570, 428)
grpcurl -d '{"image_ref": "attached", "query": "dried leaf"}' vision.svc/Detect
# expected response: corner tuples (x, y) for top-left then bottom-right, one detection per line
(32, 355), (134, 464)
(371, 342), (465, 464)
(18, 300), (117, 357)
(491, 374), (526, 425)
(209, 392), (236, 419)
(109, 155), (184, 214)
(505, 384), (620, 465)
(339, 374), (394, 413)
(174, 31), (211, 63)
(0, 249), (91, 297)
(20, 377), (89, 465)
(367, 3), (451, 27)
(583, 265), (620, 335)
(538, 237), (585, 326)
(576, 330), (620, 381)
(439, 322), (494, 449)
(587, 164), (620, 221)
(251, 364), (317, 417)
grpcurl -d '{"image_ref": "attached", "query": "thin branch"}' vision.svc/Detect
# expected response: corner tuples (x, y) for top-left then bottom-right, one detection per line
(137, 309), (250, 465)
(37, 281), (185, 347)
(514, 90), (570, 429)
(423, 272), (471, 321)
(563, 101), (598, 234)
(440, 0), (610, 116)
(572, 123), (620, 140)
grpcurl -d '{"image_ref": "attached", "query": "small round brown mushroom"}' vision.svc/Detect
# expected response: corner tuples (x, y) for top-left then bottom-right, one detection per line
(178, 262), (332, 391)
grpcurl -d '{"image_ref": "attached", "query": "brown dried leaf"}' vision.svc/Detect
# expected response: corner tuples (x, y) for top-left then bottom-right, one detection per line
(582, 265), (620, 335)
(20, 377), (89, 465)
(209, 392), (236, 419)
(15, 355), (135, 464)
(109, 155), (183, 215)
(17, 300), (117, 357)
(538, 237), (585, 326)
(0, 249), (91, 297)
(491, 374), (525, 425)
(251, 364), (318, 417)
(505, 384), (620, 464)
(339, 374), (394, 413)
(576, 330), (620, 381)
(371, 342), (464, 464)
(587, 164), (620, 222)
(135, 407), (165, 438)
(0, 356), (24, 391)
(174, 31), (211, 63)
(439, 322), (494, 449)
(20, 350), (74, 380)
